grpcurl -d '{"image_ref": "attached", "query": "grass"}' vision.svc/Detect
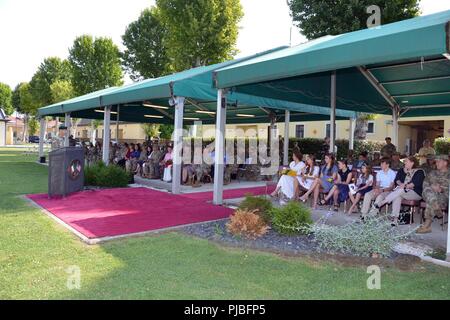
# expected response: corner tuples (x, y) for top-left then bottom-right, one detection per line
(0, 147), (449, 299)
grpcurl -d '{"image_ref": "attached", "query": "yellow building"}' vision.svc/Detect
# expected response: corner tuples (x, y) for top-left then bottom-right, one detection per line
(73, 115), (448, 155)
(201, 115), (448, 155)
(73, 119), (147, 144)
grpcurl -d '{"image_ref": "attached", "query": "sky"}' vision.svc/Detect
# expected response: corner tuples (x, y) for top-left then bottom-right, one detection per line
(0, 0), (449, 89)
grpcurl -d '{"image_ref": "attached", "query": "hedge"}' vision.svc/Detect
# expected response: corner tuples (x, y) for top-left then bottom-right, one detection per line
(434, 137), (450, 155)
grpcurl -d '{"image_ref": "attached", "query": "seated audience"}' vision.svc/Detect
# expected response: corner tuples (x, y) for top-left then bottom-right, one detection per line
(319, 159), (353, 211)
(347, 163), (374, 214)
(360, 157), (396, 218)
(126, 143), (141, 172)
(420, 154), (436, 175)
(371, 152), (381, 167)
(312, 153), (338, 208)
(417, 155), (450, 233)
(368, 156), (425, 225)
(353, 151), (368, 170)
(161, 144), (174, 182)
(135, 144), (150, 176)
(143, 142), (164, 179)
(270, 149), (305, 202)
(390, 152), (404, 171)
(298, 155), (321, 206)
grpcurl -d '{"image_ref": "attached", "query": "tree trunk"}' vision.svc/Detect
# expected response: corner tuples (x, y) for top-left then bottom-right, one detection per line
(22, 114), (28, 143)
(354, 117), (368, 140)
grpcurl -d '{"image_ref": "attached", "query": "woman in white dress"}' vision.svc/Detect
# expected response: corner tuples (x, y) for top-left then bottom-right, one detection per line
(270, 149), (305, 202)
(298, 155), (321, 208)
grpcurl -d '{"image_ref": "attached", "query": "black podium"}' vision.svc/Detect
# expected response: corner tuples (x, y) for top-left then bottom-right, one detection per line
(48, 147), (84, 197)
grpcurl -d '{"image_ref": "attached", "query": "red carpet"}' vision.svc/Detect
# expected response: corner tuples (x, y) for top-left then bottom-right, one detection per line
(27, 188), (232, 239)
(181, 186), (275, 201)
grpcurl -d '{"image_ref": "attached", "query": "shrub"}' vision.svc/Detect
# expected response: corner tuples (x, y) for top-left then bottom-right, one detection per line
(84, 162), (131, 188)
(238, 195), (273, 224)
(270, 201), (312, 235)
(305, 217), (416, 257)
(434, 137), (450, 155)
(287, 138), (384, 161)
(226, 209), (269, 240)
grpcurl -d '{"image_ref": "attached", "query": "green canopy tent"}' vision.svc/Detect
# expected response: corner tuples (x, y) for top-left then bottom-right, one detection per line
(37, 47), (356, 195)
(215, 10), (450, 145)
(214, 10), (450, 258)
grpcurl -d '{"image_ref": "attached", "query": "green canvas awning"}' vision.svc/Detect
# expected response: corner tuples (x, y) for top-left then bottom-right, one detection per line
(37, 47), (356, 125)
(214, 10), (450, 117)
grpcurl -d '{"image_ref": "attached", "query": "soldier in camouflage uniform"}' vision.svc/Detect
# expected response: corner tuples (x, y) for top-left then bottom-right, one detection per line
(419, 154), (436, 175)
(417, 155), (450, 234)
(380, 137), (397, 158)
(143, 142), (164, 179)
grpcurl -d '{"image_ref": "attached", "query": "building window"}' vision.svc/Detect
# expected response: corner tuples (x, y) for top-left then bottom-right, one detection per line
(295, 125), (305, 138)
(367, 121), (375, 134)
(326, 123), (337, 138)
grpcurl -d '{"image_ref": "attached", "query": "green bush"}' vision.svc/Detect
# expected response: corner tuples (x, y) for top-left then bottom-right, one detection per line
(270, 201), (313, 235)
(84, 162), (131, 188)
(287, 138), (384, 161)
(434, 137), (450, 155)
(238, 195), (273, 224)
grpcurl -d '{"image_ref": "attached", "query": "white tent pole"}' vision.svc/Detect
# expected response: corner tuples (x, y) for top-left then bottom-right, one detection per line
(64, 113), (71, 147)
(392, 106), (399, 148)
(330, 71), (336, 154)
(38, 118), (46, 161)
(283, 110), (290, 166)
(102, 106), (111, 165)
(213, 89), (227, 205)
(349, 117), (356, 151)
(172, 97), (185, 195)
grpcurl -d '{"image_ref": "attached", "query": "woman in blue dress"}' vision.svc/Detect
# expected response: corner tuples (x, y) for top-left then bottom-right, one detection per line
(312, 153), (338, 208)
(319, 159), (353, 211)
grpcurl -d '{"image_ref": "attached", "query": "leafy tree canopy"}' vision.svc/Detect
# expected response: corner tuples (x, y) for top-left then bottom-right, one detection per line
(29, 57), (72, 108)
(122, 7), (170, 81)
(156, 0), (243, 71)
(16, 83), (37, 116)
(50, 80), (75, 103)
(0, 82), (13, 115)
(287, 0), (421, 40)
(69, 35), (123, 95)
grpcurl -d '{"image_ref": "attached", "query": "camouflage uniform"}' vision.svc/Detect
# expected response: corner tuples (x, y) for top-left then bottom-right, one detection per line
(143, 148), (164, 178)
(244, 164), (261, 181)
(187, 163), (211, 185)
(422, 168), (450, 220)
(390, 159), (404, 171)
(380, 143), (397, 158)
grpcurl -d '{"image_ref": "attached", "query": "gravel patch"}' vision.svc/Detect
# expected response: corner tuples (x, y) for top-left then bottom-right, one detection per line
(182, 219), (321, 256)
(179, 219), (424, 268)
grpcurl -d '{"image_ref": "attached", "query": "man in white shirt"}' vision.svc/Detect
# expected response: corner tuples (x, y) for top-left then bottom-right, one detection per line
(361, 157), (396, 217)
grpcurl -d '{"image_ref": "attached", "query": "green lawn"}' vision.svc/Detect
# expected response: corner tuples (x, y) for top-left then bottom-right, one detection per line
(0, 147), (449, 299)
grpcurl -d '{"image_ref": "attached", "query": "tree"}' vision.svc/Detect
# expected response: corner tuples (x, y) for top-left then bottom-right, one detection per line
(29, 57), (72, 108)
(287, 0), (421, 40)
(0, 83), (13, 115)
(69, 35), (123, 95)
(142, 123), (161, 140)
(287, 0), (420, 141)
(156, 0), (243, 71)
(50, 80), (74, 103)
(12, 83), (37, 142)
(159, 124), (174, 140)
(122, 8), (170, 81)
(28, 117), (39, 136)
